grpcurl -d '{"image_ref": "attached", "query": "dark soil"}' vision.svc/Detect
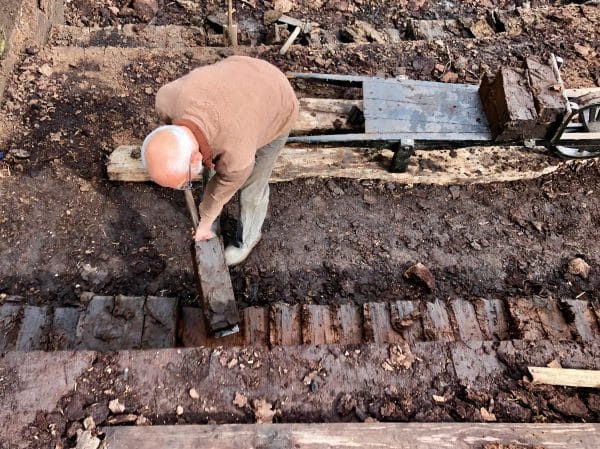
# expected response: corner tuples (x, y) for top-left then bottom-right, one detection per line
(1, 3), (599, 305)
(1, 2), (600, 447)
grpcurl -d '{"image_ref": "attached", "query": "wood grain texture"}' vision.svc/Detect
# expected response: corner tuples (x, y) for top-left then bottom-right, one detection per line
(103, 422), (600, 449)
(193, 238), (239, 333)
(529, 367), (600, 388)
(108, 145), (579, 186)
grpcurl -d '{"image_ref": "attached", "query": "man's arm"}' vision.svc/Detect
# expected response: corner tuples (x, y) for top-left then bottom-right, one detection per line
(194, 164), (254, 241)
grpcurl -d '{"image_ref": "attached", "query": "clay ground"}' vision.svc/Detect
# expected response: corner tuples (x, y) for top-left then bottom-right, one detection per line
(0, 0), (600, 447)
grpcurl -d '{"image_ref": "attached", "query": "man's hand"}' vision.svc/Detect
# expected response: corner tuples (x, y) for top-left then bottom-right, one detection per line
(194, 221), (216, 241)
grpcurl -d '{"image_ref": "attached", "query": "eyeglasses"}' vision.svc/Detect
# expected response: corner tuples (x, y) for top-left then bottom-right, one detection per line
(175, 163), (193, 191)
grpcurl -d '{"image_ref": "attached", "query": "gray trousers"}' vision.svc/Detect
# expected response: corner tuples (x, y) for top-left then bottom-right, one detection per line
(203, 134), (288, 247)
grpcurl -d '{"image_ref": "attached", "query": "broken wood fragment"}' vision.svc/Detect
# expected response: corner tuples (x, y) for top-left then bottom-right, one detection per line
(529, 367), (600, 388)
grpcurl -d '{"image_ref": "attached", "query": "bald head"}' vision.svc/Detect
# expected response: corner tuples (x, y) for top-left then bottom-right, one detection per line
(141, 125), (202, 189)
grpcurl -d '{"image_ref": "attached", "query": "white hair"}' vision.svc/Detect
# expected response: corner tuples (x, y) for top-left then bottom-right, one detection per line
(141, 125), (201, 176)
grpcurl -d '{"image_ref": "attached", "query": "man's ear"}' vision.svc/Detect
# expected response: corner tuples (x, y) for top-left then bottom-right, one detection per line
(190, 148), (203, 165)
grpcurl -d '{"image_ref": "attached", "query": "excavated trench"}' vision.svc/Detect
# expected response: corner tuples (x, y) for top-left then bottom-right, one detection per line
(0, 0), (600, 447)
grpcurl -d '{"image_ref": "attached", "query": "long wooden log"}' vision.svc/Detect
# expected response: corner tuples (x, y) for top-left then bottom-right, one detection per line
(529, 367), (600, 388)
(102, 423), (600, 449)
(108, 144), (585, 185)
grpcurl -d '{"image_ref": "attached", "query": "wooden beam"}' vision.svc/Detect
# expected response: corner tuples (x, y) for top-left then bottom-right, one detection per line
(102, 423), (600, 449)
(108, 144), (586, 186)
(566, 87), (600, 98)
(297, 98), (362, 133)
(192, 238), (239, 335)
(529, 367), (600, 388)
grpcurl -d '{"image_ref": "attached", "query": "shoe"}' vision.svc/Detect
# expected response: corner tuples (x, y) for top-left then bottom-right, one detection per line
(224, 234), (261, 266)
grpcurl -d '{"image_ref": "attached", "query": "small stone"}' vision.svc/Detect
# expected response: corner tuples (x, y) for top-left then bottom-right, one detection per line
(108, 398), (125, 414)
(189, 388), (200, 400)
(10, 148), (30, 159)
(568, 257), (591, 279)
(75, 430), (100, 449)
(233, 392), (248, 408)
(326, 180), (344, 195)
(176, 405), (184, 416)
(404, 262), (436, 291)
(432, 395), (446, 403)
(38, 64), (53, 77)
(82, 416), (95, 430)
(106, 414), (138, 425)
(25, 46), (39, 55)
(144, 87), (153, 95)
(108, 6), (120, 15)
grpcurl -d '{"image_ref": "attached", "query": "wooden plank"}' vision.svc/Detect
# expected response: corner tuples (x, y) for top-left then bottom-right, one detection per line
(363, 302), (404, 344)
(331, 304), (362, 344)
(365, 118), (489, 134)
(103, 422), (600, 449)
(529, 367), (600, 388)
(0, 304), (22, 352)
(290, 131), (493, 143)
(389, 301), (424, 343)
(535, 297), (571, 341)
(142, 296), (178, 348)
(566, 87), (600, 98)
(269, 303), (301, 346)
(15, 306), (50, 351)
(563, 300), (600, 343)
(422, 300), (454, 342)
(301, 304), (338, 345)
(242, 307), (269, 346)
(50, 307), (80, 350)
(76, 295), (145, 350)
(108, 145), (582, 186)
(192, 238), (239, 334)
(506, 298), (546, 341)
(180, 307), (244, 348)
(363, 81), (487, 135)
(474, 299), (510, 340)
(450, 300), (484, 341)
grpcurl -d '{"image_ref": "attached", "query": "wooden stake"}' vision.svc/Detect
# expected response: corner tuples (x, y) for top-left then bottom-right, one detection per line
(226, 0), (237, 46)
(529, 367), (600, 388)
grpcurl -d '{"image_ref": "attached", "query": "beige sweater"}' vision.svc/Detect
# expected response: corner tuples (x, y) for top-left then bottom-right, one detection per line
(155, 56), (299, 224)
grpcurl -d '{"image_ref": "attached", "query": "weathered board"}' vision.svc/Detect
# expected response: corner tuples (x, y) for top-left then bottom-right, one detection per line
(363, 79), (490, 137)
(192, 238), (239, 334)
(102, 423), (600, 449)
(107, 145), (585, 186)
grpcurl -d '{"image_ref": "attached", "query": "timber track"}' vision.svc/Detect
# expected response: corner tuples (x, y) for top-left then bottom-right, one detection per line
(2, 295), (599, 352)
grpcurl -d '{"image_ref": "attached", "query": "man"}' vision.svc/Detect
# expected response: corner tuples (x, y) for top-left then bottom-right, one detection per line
(141, 56), (299, 266)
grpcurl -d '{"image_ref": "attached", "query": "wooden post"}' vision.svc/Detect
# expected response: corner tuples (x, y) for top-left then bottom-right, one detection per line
(192, 238), (240, 336)
(226, 0), (238, 46)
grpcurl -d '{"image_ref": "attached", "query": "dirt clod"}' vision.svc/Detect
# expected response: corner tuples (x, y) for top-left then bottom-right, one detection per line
(233, 392), (248, 408)
(567, 257), (591, 279)
(108, 399), (125, 414)
(252, 399), (276, 423)
(404, 263), (436, 291)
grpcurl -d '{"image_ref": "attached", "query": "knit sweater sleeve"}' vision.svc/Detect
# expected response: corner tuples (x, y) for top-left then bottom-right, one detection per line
(198, 162), (254, 224)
